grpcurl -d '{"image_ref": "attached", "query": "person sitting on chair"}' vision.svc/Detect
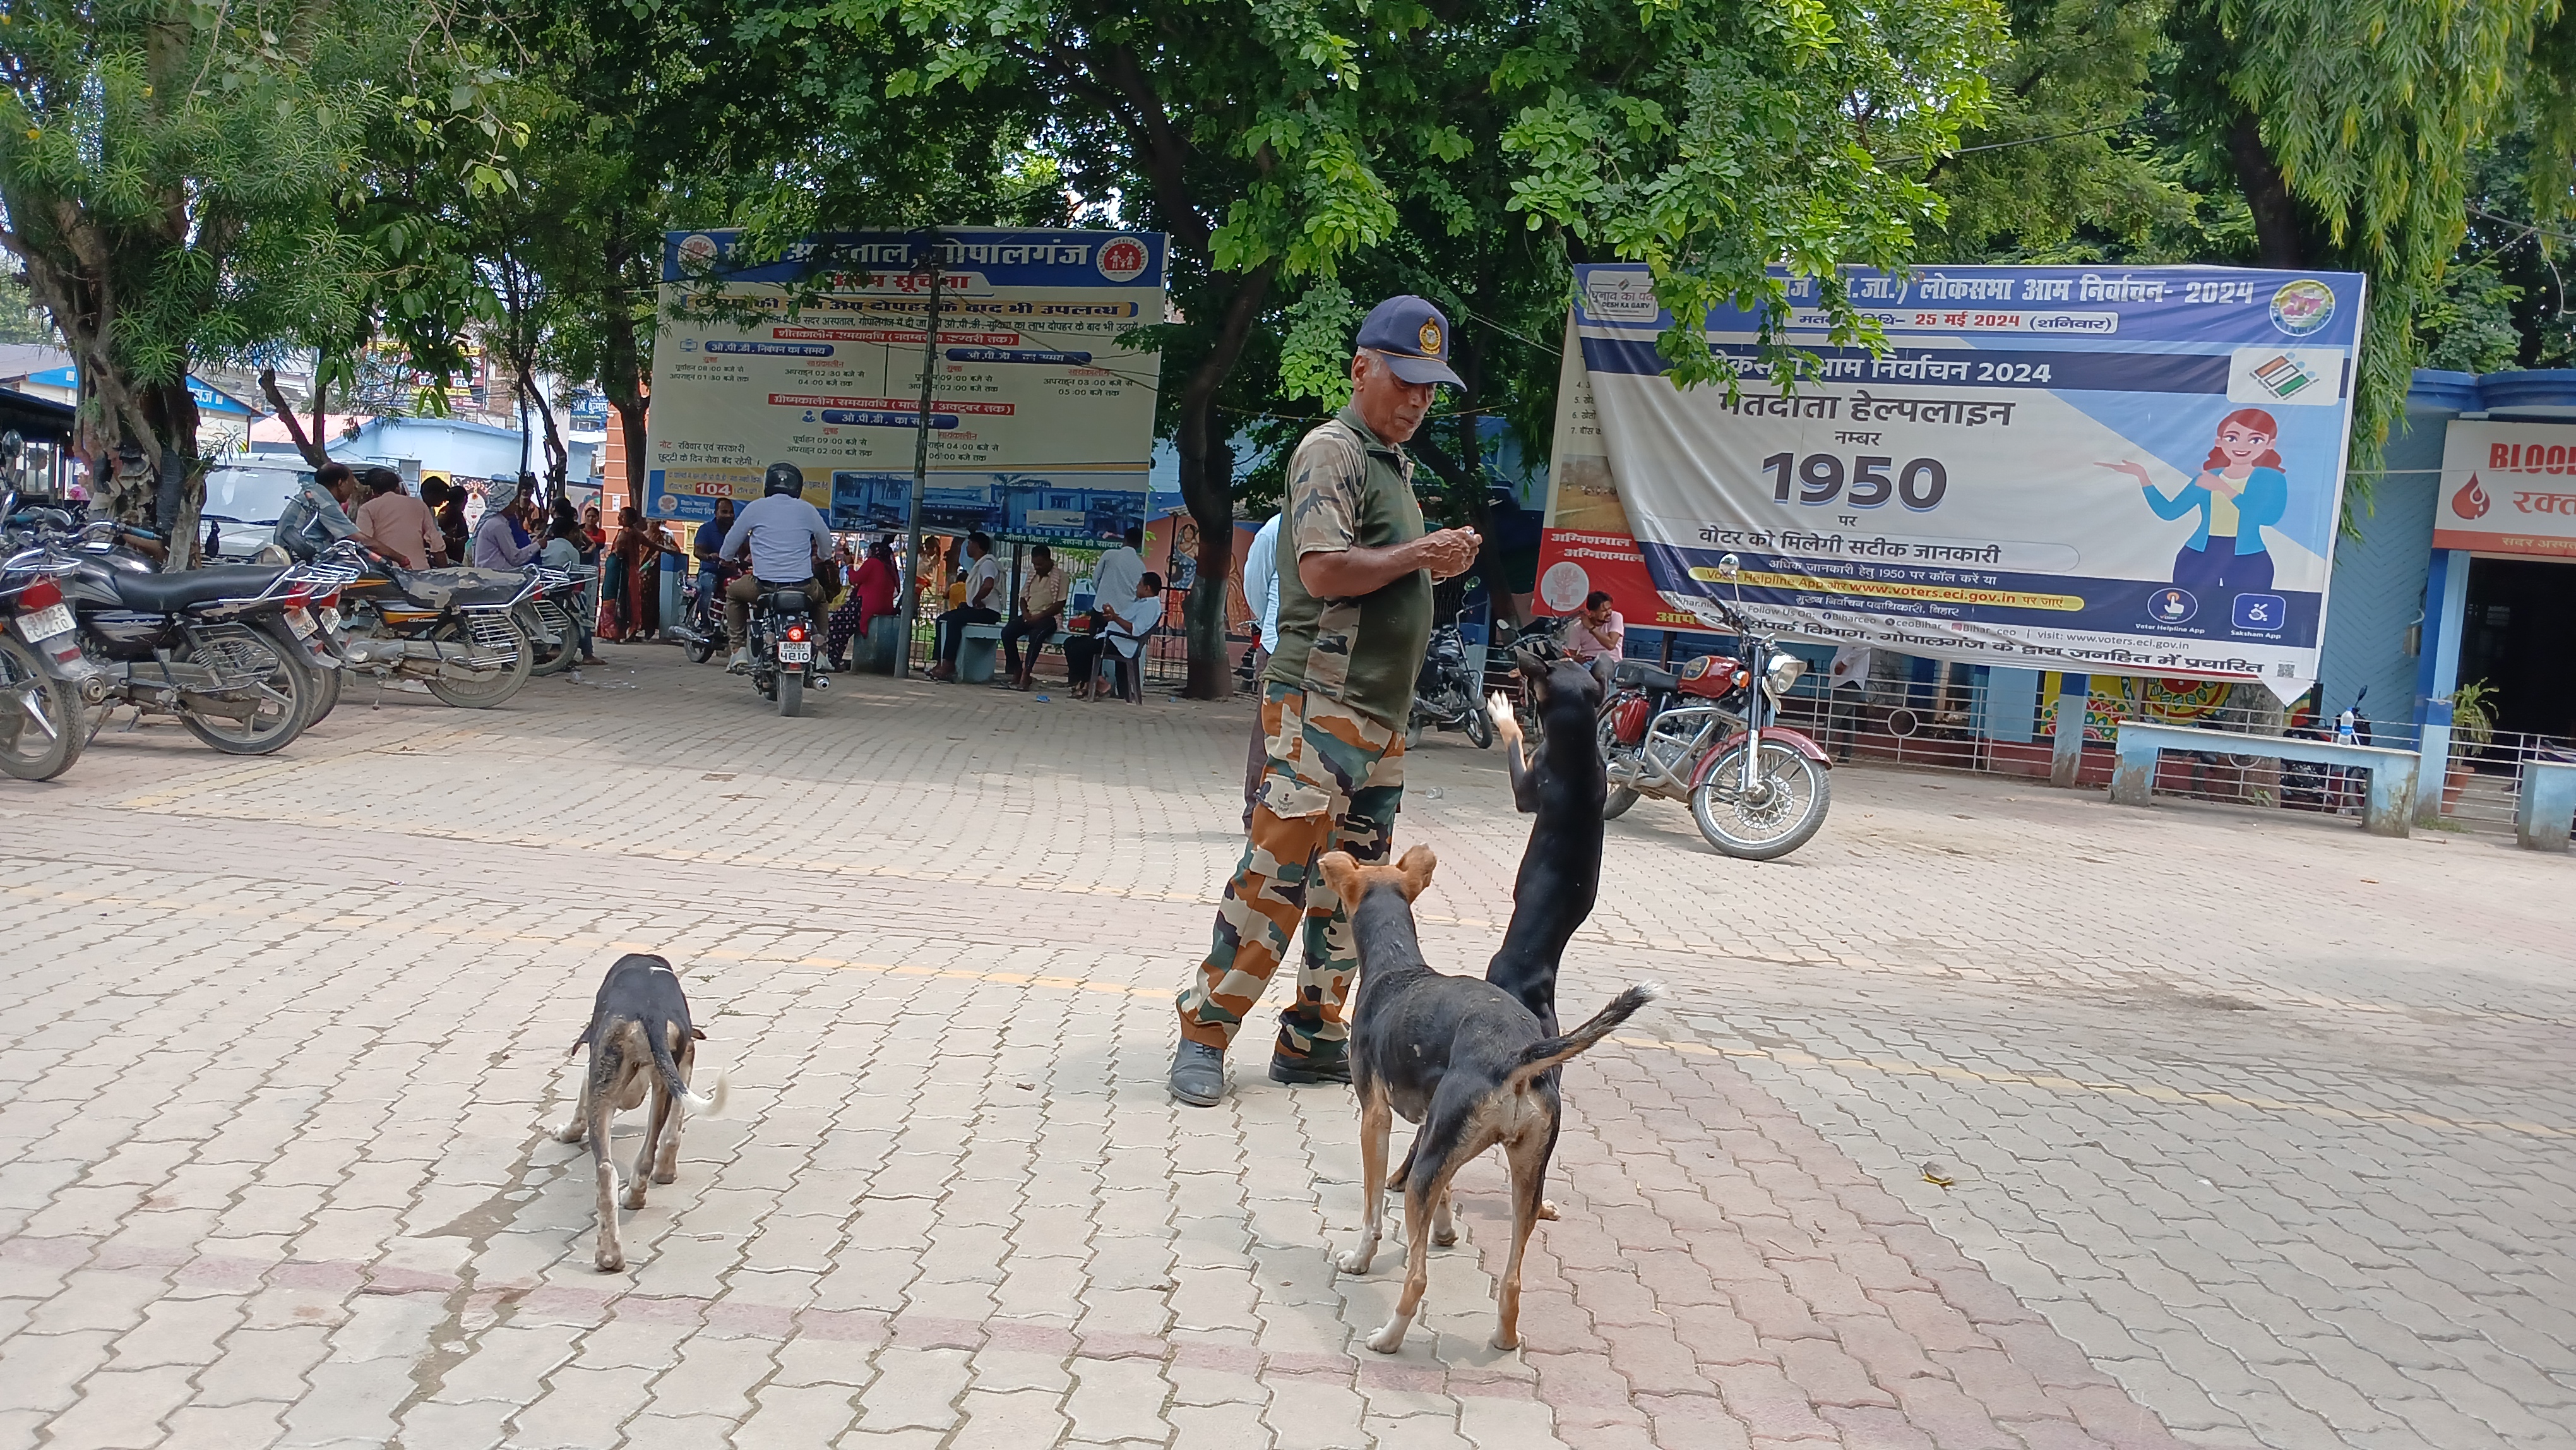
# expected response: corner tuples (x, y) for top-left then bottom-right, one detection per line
(999, 544), (1070, 691)
(1064, 571), (1163, 702)
(926, 531), (1001, 682)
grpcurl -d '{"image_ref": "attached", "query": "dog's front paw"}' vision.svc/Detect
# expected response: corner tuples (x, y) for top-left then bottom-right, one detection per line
(1364, 1321), (1407, 1354)
(552, 1120), (584, 1144)
(621, 1185), (647, 1211)
(1336, 1242), (1377, 1275)
(595, 1247), (624, 1273)
(1490, 1326), (1520, 1351)
(1432, 1224), (1459, 1247)
(1536, 1199), (1559, 1221)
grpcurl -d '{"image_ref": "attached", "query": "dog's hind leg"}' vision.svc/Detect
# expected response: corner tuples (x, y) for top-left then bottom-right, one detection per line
(1337, 1082), (1394, 1275)
(552, 1052), (590, 1144)
(1432, 1190), (1458, 1247)
(1365, 1179), (1433, 1354)
(650, 1033), (691, 1185)
(587, 1046), (626, 1273)
(1493, 1123), (1553, 1350)
(628, 1077), (664, 1213)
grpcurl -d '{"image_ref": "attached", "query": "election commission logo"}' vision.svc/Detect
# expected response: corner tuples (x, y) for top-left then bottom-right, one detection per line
(2148, 587), (2198, 624)
(2270, 279), (2336, 337)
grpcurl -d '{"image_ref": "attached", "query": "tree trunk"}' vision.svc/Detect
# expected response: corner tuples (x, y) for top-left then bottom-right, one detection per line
(2227, 113), (2306, 268)
(259, 368), (333, 467)
(600, 224), (649, 515)
(1174, 261), (1278, 698)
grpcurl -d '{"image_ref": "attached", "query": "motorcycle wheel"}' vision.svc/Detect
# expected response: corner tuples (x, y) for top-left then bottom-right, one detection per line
(0, 633), (85, 781)
(176, 623), (311, 755)
(1464, 702), (1494, 749)
(425, 613), (534, 709)
(1690, 740), (1832, 860)
(684, 638), (714, 664)
(778, 669), (804, 717)
(1596, 710), (1641, 819)
(523, 603), (579, 676)
(305, 664), (343, 729)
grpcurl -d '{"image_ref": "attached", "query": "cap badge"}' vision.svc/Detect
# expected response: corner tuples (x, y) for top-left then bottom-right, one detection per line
(1417, 320), (1441, 356)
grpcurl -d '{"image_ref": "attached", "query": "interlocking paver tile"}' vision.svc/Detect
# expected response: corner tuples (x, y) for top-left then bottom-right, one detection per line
(1, 648), (2566, 1449)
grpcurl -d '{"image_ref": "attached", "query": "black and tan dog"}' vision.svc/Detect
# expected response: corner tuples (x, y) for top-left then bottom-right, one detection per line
(552, 954), (729, 1272)
(1323, 846), (1655, 1353)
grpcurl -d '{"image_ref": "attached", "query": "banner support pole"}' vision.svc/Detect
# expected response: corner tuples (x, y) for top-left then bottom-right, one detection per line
(896, 233), (945, 680)
(2050, 673), (2090, 788)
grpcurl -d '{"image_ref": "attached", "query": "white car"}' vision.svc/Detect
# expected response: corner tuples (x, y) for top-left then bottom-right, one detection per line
(200, 461), (316, 561)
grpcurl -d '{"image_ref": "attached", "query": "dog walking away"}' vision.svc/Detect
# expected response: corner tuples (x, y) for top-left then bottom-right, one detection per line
(1322, 848), (1656, 1353)
(554, 954), (730, 1272)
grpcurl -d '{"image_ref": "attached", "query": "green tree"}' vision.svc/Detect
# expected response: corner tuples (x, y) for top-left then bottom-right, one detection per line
(0, 1), (519, 559)
(806, 0), (2005, 696)
(0, 270), (53, 345)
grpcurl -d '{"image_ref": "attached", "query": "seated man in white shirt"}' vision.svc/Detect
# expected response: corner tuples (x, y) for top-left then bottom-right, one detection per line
(1063, 571), (1164, 702)
(926, 531), (1003, 682)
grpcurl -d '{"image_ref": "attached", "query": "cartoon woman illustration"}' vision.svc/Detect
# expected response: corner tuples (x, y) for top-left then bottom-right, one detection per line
(2097, 407), (2288, 599)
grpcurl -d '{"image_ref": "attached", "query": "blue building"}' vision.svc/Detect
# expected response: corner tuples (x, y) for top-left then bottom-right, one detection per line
(2315, 368), (2576, 778)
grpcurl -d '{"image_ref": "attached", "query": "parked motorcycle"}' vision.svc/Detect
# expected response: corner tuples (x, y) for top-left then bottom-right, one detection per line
(1407, 614), (1493, 749)
(671, 560), (741, 664)
(519, 567), (586, 676)
(312, 541), (539, 710)
(0, 500), (105, 780)
(1, 510), (325, 757)
(1594, 554), (1833, 860)
(743, 580), (826, 716)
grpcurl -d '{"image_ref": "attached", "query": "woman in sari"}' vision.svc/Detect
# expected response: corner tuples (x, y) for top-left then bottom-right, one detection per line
(827, 539), (901, 668)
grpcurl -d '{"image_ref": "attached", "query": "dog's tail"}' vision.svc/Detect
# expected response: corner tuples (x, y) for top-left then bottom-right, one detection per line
(645, 1021), (730, 1117)
(1505, 983), (1661, 1088)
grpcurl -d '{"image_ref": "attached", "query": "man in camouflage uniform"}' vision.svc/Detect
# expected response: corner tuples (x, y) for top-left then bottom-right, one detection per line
(1171, 296), (1483, 1106)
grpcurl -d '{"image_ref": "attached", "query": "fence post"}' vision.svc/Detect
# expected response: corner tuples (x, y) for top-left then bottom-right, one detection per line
(2050, 673), (2089, 788)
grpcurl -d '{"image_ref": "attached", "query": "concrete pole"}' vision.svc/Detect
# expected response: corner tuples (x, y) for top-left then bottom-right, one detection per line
(2050, 673), (2091, 788)
(2412, 549), (2472, 824)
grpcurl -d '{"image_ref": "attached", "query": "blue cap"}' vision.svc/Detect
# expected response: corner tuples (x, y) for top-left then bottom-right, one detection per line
(1355, 295), (1464, 387)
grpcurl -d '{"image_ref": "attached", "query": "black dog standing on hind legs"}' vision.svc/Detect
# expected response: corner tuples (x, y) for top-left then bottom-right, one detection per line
(1378, 652), (1610, 1217)
(1484, 651), (1611, 1034)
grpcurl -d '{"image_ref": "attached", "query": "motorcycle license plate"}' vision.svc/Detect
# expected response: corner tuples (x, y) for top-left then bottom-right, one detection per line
(777, 640), (812, 664)
(286, 609), (319, 639)
(318, 607), (341, 632)
(13, 603), (73, 643)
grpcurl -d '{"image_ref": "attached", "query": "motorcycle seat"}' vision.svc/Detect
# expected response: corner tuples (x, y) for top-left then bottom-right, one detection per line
(762, 587), (813, 613)
(393, 566), (528, 608)
(108, 564), (287, 613)
(1611, 660), (1682, 693)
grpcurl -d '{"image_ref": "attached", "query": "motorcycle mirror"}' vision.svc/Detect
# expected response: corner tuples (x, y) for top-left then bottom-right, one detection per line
(1717, 553), (1740, 580)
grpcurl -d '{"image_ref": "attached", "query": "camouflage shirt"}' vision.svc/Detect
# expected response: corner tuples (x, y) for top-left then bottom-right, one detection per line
(1265, 404), (1432, 727)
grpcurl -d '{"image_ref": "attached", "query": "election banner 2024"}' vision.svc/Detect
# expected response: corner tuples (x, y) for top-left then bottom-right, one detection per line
(645, 227), (1167, 542)
(1546, 263), (2367, 699)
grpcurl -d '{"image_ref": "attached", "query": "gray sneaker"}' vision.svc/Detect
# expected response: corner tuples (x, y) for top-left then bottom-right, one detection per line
(1169, 1040), (1225, 1106)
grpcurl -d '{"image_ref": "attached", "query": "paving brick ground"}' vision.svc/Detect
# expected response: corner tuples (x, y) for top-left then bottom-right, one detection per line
(0, 643), (2568, 1449)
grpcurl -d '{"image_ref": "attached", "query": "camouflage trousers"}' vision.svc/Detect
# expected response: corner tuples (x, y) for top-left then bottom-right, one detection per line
(1178, 683), (1407, 1057)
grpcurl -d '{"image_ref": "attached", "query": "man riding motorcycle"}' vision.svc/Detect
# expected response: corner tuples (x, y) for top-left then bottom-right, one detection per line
(721, 462), (832, 673)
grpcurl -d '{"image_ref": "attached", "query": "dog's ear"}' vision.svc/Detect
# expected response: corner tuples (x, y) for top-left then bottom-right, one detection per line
(1315, 851), (1363, 906)
(1393, 844), (1438, 901)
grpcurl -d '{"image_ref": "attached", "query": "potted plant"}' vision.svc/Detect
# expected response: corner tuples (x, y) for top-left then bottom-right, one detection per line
(2443, 678), (2498, 813)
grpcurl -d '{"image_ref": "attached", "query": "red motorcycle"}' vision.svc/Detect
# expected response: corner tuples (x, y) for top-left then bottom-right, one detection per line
(1595, 556), (1832, 860)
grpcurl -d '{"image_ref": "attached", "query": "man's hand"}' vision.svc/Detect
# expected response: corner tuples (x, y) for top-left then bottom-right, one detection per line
(1297, 527), (1481, 597)
(1420, 527), (1480, 580)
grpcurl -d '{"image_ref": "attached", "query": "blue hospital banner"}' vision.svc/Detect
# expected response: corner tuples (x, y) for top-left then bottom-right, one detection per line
(645, 228), (1167, 543)
(1572, 263), (2368, 698)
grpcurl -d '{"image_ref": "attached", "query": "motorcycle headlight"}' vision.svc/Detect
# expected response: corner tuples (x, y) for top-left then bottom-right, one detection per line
(1764, 654), (1806, 694)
